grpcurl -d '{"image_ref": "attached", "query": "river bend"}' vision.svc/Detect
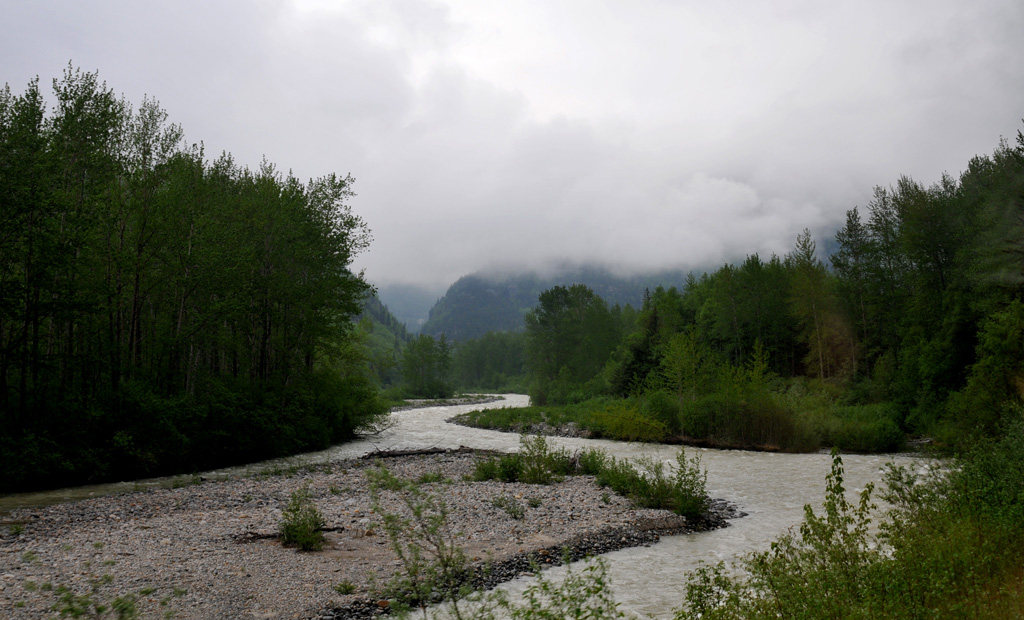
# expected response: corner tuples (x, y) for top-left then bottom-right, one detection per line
(1, 395), (919, 618)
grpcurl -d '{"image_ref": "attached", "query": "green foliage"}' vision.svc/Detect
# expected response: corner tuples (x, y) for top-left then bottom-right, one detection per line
(788, 229), (857, 380)
(45, 572), (160, 620)
(609, 286), (690, 395)
(470, 438), (709, 518)
(473, 435), (574, 484)
(588, 400), (672, 442)
(576, 447), (610, 476)
(0, 66), (383, 492)
(420, 267), (681, 343)
(420, 273), (531, 341)
(679, 391), (798, 450)
(945, 300), (1024, 440)
(451, 331), (528, 391)
(472, 453), (521, 483)
(824, 404), (903, 453)
(677, 451), (879, 619)
(952, 411), (1024, 526)
(54, 585), (138, 619)
(501, 556), (625, 620)
(279, 483), (326, 551)
(356, 295), (411, 390)
(526, 284), (622, 405)
(457, 398), (674, 443)
(594, 449), (709, 518)
(416, 471), (448, 484)
(490, 494), (526, 520)
(367, 465), (474, 617)
(402, 334), (455, 398)
(676, 436), (1024, 620)
(517, 434), (574, 484)
(460, 386), (908, 454)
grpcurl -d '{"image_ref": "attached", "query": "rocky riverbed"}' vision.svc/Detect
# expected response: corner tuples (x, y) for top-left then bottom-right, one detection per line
(1, 449), (742, 619)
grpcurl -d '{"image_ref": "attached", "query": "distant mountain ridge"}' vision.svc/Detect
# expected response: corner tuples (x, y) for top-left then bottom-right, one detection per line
(375, 283), (444, 334)
(420, 266), (696, 341)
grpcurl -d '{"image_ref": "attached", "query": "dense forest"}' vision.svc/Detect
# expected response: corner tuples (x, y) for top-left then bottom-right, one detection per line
(0, 67), (387, 492)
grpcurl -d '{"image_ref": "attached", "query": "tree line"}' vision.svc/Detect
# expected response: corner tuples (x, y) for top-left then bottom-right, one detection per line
(0, 66), (386, 491)
(450, 126), (1024, 450)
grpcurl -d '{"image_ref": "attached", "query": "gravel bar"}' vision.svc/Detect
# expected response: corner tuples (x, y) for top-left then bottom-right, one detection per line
(0, 449), (742, 619)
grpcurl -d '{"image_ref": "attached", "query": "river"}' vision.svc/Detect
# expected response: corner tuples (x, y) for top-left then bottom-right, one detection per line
(0, 395), (922, 618)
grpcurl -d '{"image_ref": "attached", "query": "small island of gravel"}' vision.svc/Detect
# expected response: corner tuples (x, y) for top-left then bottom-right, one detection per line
(1, 449), (742, 620)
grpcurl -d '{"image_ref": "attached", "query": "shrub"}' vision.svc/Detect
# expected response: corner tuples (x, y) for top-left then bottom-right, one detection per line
(473, 442), (709, 517)
(640, 390), (683, 434)
(825, 403), (904, 453)
(518, 434), (573, 484)
(472, 456), (502, 482)
(367, 465), (472, 614)
(576, 448), (609, 475)
(501, 556), (625, 619)
(279, 483), (326, 551)
(491, 494), (526, 520)
(670, 449), (710, 518)
(590, 401), (671, 442)
(676, 440), (1024, 620)
(496, 454), (524, 482)
(681, 390), (800, 450)
(595, 448), (709, 518)
(677, 450), (877, 619)
(473, 435), (574, 484)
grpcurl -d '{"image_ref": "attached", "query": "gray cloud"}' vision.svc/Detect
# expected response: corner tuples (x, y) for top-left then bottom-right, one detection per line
(4, 0), (1023, 290)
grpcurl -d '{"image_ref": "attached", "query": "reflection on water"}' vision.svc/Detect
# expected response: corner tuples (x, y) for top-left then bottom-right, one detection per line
(1, 394), (918, 618)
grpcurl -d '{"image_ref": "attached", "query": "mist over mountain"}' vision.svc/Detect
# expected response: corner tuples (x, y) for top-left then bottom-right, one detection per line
(375, 233), (840, 339)
(418, 265), (703, 341)
(375, 283), (446, 334)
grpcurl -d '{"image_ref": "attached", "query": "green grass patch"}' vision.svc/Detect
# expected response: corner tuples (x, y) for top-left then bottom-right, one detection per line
(459, 384), (907, 454)
(472, 435), (709, 519)
(456, 397), (673, 443)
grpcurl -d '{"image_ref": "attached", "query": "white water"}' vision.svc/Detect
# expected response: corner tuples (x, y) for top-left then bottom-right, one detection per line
(1, 395), (921, 618)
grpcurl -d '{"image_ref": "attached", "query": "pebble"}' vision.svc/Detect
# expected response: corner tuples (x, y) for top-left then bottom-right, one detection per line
(0, 450), (742, 620)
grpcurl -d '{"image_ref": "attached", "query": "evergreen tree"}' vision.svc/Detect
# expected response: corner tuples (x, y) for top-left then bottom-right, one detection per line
(525, 284), (620, 404)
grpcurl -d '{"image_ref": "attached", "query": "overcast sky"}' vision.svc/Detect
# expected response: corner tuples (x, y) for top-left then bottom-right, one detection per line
(4, 1), (1023, 291)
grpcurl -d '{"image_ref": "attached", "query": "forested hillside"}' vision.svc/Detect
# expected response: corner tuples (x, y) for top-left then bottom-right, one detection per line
(0, 67), (387, 492)
(421, 266), (691, 341)
(355, 293), (412, 391)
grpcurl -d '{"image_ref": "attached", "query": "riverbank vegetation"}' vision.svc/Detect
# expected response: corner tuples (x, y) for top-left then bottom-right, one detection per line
(676, 418), (1024, 619)
(451, 125), (1024, 454)
(471, 435), (710, 519)
(0, 66), (387, 492)
(377, 426), (1024, 619)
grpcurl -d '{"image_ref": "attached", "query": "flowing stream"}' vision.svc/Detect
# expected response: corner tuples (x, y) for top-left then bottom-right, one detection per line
(1, 395), (922, 618)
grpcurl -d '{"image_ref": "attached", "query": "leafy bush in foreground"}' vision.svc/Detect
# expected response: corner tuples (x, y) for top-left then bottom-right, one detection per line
(367, 465), (473, 616)
(279, 483), (326, 551)
(675, 429), (1024, 619)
